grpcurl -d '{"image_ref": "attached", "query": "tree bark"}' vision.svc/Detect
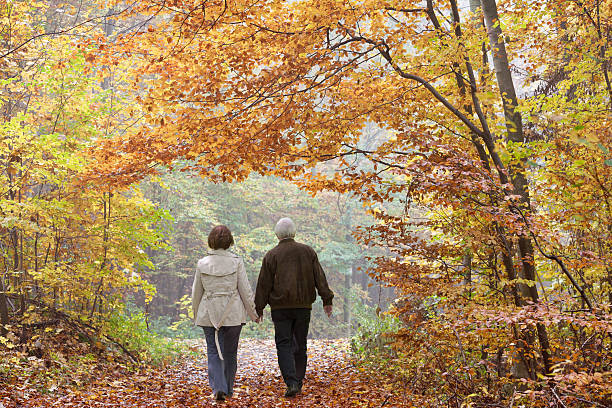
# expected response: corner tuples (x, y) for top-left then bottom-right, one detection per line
(462, 251), (472, 300)
(343, 267), (352, 334)
(0, 276), (9, 336)
(480, 0), (552, 375)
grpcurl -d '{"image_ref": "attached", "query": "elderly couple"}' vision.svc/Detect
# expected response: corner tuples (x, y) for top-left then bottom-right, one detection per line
(191, 218), (334, 401)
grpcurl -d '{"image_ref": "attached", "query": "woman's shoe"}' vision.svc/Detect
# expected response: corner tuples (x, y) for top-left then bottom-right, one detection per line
(214, 391), (226, 401)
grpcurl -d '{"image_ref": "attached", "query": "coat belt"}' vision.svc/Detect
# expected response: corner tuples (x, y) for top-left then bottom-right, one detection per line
(204, 290), (237, 299)
(206, 290), (238, 360)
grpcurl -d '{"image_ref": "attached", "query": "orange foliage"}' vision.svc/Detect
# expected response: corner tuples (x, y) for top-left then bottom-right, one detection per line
(81, 0), (612, 405)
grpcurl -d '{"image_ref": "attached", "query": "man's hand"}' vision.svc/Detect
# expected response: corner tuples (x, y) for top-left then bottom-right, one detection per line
(256, 315), (263, 323)
(323, 305), (333, 319)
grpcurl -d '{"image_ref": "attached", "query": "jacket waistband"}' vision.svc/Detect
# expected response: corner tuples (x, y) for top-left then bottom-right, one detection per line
(204, 289), (237, 299)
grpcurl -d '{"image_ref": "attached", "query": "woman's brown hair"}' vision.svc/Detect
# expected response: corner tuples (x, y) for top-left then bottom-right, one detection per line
(208, 225), (234, 250)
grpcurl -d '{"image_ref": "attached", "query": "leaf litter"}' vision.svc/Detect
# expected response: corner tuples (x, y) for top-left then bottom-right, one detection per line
(2, 339), (405, 407)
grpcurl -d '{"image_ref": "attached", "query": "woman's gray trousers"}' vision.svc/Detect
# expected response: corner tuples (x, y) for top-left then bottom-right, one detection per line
(202, 325), (242, 396)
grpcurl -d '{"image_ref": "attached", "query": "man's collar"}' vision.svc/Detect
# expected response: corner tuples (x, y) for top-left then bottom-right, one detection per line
(278, 238), (295, 243)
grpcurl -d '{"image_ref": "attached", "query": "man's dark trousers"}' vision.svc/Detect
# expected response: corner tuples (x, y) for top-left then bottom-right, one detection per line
(271, 308), (311, 388)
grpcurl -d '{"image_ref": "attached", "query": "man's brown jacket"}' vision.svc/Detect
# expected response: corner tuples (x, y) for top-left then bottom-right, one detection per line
(255, 238), (334, 316)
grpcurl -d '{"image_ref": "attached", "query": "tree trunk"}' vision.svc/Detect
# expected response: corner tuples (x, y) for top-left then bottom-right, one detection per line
(469, 0), (481, 11)
(480, 0), (552, 375)
(0, 276), (9, 336)
(480, 0), (524, 144)
(343, 268), (351, 324)
(462, 251), (472, 300)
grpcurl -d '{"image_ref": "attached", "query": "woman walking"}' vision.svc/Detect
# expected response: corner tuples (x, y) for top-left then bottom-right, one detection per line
(192, 225), (259, 401)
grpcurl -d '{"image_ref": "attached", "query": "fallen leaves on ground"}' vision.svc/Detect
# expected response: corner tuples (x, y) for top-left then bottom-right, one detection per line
(1, 338), (410, 407)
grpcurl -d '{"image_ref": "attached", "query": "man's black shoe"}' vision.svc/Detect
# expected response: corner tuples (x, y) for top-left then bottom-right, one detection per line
(284, 383), (300, 397)
(214, 391), (226, 401)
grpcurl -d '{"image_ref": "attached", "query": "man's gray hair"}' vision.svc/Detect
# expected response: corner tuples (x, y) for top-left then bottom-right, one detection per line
(274, 217), (296, 240)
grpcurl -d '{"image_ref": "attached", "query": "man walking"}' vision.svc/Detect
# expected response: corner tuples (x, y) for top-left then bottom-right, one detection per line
(255, 218), (334, 397)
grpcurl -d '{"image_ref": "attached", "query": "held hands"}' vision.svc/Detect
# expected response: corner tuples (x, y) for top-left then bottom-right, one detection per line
(255, 308), (331, 322)
(323, 305), (333, 319)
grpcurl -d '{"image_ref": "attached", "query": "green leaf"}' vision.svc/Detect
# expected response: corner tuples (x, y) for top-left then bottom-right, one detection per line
(597, 143), (609, 154)
(604, 159), (612, 166)
(577, 138), (589, 145)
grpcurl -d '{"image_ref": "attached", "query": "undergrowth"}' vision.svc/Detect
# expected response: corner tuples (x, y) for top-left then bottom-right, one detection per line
(0, 305), (186, 395)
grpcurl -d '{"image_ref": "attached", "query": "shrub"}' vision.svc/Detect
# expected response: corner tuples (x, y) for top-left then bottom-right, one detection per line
(107, 308), (183, 366)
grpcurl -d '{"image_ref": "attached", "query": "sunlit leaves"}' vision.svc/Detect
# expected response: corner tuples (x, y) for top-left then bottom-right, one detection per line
(0, 1), (169, 338)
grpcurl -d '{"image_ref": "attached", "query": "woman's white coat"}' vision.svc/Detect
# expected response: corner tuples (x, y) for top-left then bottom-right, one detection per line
(191, 249), (258, 328)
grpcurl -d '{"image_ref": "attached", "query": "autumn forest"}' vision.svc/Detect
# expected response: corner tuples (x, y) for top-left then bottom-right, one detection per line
(0, 0), (611, 406)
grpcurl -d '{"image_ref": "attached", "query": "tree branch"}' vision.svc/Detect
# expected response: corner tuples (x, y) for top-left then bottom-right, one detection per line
(0, 6), (133, 60)
(513, 206), (593, 312)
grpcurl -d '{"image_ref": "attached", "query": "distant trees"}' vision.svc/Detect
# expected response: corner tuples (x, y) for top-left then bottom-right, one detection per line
(139, 172), (389, 338)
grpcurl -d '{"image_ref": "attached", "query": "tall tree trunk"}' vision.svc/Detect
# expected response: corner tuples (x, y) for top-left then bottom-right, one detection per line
(343, 268), (351, 322)
(0, 276), (9, 336)
(344, 267), (352, 337)
(18, 188), (25, 315)
(462, 251), (472, 289)
(480, 0), (552, 375)
(469, 0), (481, 11)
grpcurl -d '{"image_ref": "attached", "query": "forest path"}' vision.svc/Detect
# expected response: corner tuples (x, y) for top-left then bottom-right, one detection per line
(11, 339), (398, 408)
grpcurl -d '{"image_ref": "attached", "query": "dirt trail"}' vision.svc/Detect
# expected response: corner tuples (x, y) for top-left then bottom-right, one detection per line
(3, 339), (400, 407)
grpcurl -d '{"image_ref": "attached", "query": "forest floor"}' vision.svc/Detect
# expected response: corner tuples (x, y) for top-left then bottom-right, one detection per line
(1, 338), (404, 408)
